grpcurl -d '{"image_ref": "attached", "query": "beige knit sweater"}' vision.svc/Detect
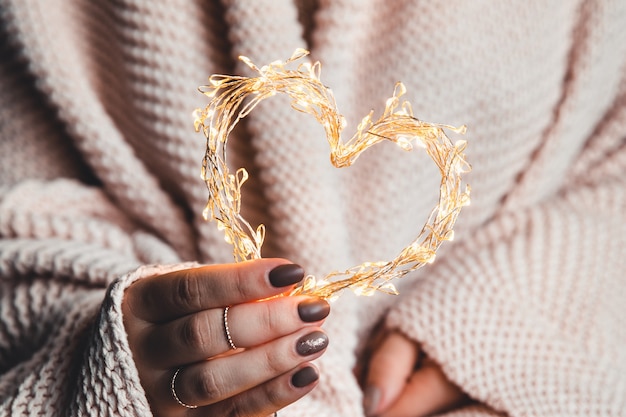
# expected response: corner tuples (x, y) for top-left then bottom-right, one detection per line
(1, 1), (625, 416)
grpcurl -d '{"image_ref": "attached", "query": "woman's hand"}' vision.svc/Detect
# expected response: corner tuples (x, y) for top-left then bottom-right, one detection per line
(360, 328), (467, 417)
(122, 258), (330, 417)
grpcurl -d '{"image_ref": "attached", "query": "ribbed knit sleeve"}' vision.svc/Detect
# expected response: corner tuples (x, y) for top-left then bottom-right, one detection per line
(0, 279), (106, 415)
(385, 173), (626, 416)
(67, 263), (197, 416)
(0, 261), (196, 416)
(0, 178), (188, 416)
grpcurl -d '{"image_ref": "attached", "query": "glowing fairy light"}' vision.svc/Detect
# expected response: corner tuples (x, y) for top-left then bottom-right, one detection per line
(194, 48), (471, 300)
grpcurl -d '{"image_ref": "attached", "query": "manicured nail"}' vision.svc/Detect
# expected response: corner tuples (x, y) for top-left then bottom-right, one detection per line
(291, 366), (319, 388)
(297, 298), (330, 322)
(268, 264), (304, 287)
(296, 331), (329, 356)
(363, 385), (381, 417)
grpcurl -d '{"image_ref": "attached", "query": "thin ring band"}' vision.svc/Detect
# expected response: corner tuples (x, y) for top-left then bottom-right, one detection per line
(171, 367), (199, 409)
(223, 306), (237, 350)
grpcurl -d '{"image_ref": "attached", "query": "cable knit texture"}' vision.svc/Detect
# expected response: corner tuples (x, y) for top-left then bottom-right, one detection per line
(0, 0), (625, 416)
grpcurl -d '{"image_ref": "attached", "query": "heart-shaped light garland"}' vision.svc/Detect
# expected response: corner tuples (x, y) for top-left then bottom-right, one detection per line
(194, 49), (471, 300)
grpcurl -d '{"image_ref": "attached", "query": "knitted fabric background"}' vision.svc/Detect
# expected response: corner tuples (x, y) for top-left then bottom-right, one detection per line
(1, 0), (625, 416)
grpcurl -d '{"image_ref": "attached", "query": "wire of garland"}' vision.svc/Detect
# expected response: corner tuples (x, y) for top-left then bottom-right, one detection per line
(194, 49), (471, 300)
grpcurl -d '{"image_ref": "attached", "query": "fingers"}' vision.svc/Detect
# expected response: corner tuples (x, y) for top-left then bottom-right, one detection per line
(379, 360), (466, 417)
(198, 364), (321, 417)
(122, 260), (332, 417)
(126, 259), (304, 323)
(363, 331), (418, 417)
(141, 296), (330, 368)
(168, 327), (328, 409)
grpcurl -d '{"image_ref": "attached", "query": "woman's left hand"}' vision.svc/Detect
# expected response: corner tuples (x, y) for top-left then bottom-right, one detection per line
(122, 260), (330, 417)
(359, 329), (468, 417)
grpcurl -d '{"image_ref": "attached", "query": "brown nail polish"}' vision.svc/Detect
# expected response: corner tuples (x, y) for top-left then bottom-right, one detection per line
(291, 366), (319, 388)
(296, 331), (329, 356)
(268, 264), (304, 287)
(297, 298), (330, 322)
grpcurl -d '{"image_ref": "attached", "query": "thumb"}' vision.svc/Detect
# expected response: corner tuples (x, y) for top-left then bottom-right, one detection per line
(363, 331), (419, 417)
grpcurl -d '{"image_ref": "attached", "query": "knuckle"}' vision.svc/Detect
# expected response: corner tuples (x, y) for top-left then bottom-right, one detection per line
(171, 272), (201, 311)
(223, 386), (271, 417)
(194, 369), (224, 404)
(224, 409), (237, 417)
(261, 380), (283, 408)
(260, 301), (278, 331)
(232, 266), (255, 300)
(180, 314), (207, 352)
(224, 403), (246, 417)
(262, 347), (289, 375)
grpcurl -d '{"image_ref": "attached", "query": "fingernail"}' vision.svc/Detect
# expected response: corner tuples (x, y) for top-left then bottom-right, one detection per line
(296, 331), (329, 356)
(297, 298), (330, 322)
(291, 366), (319, 388)
(363, 385), (381, 417)
(268, 264), (304, 287)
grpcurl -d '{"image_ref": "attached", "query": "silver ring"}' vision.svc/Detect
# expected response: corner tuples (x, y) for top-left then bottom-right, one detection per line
(224, 306), (237, 350)
(171, 367), (199, 409)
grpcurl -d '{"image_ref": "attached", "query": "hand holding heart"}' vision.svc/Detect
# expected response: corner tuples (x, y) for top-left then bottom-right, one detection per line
(122, 259), (331, 417)
(137, 49), (473, 416)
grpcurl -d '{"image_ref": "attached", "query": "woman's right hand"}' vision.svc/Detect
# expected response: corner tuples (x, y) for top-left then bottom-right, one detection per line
(122, 258), (331, 417)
